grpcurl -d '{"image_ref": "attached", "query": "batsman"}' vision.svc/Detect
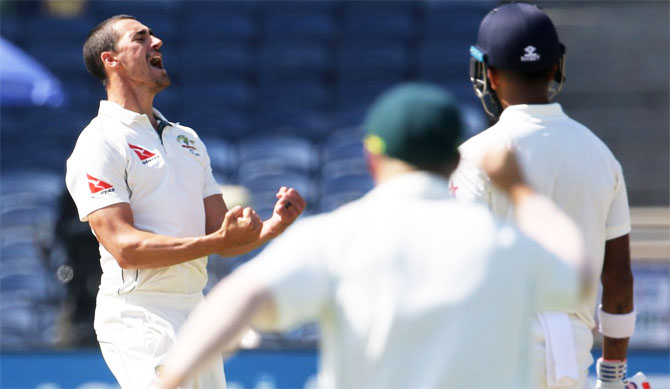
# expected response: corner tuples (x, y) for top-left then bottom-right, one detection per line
(450, 3), (650, 388)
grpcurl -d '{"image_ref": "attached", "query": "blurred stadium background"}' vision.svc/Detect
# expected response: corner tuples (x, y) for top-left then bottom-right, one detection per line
(0, 0), (667, 388)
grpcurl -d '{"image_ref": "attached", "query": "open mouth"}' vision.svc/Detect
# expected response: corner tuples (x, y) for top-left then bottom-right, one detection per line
(149, 56), (163, 70)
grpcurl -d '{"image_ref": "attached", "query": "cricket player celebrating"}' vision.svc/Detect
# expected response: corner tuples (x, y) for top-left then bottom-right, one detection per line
(66, 15), (305, 388)
(151, 83), (594, 389)
(450, 3), (649, 388)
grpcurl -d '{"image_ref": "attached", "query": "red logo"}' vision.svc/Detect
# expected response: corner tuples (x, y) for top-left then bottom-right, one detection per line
(449, 180), (459, 195)
(129, 144), (156, 161)
(86, 174), (113, 194)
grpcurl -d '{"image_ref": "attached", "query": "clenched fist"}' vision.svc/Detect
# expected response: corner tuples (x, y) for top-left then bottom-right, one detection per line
(266, 186), (307, 237)
(218, 206), (262, 248)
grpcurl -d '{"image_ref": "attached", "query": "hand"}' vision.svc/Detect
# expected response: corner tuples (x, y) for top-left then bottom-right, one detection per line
(216, 206), (262, 249)
(266, 187), (306, 237)
(480, 145), (526, 193)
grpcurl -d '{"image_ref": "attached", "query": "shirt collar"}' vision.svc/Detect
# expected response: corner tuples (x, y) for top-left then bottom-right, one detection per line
(368, 171), (453, 201)
(98, 100), (173, 126)
(499, 103), (564, 121)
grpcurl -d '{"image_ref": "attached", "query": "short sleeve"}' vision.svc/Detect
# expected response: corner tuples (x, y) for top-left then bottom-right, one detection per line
(605, 163), (631, 240)
(241, 217), (330, 331)
(192, 133), (221, 199)
(450, 157), (490, 204)
(65, 132), (130, 222)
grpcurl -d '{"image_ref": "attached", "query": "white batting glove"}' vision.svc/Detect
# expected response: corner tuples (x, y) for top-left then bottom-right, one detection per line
(596, 358), (651, 389)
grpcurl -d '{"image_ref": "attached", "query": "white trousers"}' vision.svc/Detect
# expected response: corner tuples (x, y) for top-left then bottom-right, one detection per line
(95, 292), (226, 389)
(531, 314), (593, 389)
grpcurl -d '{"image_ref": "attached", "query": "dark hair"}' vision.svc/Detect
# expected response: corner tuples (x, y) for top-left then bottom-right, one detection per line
(83, 14), (136, 86)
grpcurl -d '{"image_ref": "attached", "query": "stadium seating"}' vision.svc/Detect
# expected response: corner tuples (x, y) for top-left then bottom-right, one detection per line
(0, 0), (494, 350)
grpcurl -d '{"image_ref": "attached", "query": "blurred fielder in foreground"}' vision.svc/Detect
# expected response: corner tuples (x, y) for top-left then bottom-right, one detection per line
(451, 3), (648, 388)
(66, 15), (305, 388)
(153, 83), (592, 388)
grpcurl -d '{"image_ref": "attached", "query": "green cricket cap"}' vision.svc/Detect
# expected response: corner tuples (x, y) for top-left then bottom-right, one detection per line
(363, 82), (462, 167)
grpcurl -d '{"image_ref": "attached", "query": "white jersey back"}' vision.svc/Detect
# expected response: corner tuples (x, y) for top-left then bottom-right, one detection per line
(451, 103), (630, 328)
(246, 172), (579, 388)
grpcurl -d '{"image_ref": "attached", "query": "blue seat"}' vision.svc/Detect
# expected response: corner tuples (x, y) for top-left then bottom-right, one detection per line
(258, 42), (331, 83)
(26, 16), (95, 46)
(179, 43), (255, 82)
(319, 173), (374, 213)
(91, 1), (180, 24)
(335, 79), (399, 114)
(183, 11), (257, 45)
(258, 79), (330, 110)
(178, 107), (254, 141)
(0, 303), (41, 350)
(1, 171), (64, 199)
(238, 135), (319, 178)
(199, 137), (238, 178)
(182, 1), (258, 20)
(321, 126), (366, 163)
(259, 1), (338, 14)
(240, 172), (318, 219)
(180, 80), (256, 112)
(262, 11), (336, 44)
(253, 107), (330, 140)
(417, 41), (469, 81)
(341, 5), (417, 43)
(337, 41), (409, 83)
(421, 1), (494, 43)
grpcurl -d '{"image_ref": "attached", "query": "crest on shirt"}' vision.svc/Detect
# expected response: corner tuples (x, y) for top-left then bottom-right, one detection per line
(129, 143), (159, 164)
(86, 174), (115, 195)
(177, 135), (200, 156)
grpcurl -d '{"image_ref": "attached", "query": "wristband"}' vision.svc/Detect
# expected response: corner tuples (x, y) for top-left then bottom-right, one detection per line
(598, 305), (636, 338)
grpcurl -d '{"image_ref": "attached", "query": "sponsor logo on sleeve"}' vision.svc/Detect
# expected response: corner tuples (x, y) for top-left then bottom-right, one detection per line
(129, 144), (159, 164)
(86, 174), (115, 195)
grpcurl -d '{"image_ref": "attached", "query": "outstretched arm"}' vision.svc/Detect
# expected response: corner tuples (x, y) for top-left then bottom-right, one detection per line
(151, 266), (276, 389)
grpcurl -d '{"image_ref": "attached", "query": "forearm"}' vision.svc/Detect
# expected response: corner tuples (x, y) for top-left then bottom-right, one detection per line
(111, 229), (219, 269)
(157, 269), (272, 388)
(601, 266), (634, 360)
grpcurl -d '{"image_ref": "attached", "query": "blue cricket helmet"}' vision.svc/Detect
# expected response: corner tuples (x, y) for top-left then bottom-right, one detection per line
(469, 2), (566, 118)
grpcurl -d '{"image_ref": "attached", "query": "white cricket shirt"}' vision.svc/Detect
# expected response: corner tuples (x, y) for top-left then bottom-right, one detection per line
(244, 172), (580, 388)
(451, 103), (631, 328)
(66, 101), (221, 296)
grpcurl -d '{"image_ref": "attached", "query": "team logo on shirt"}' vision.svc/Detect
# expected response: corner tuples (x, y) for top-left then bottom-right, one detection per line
(177, 135), (200, 156)
(129, 144), (159, 164)
(86, 174), (115, 195)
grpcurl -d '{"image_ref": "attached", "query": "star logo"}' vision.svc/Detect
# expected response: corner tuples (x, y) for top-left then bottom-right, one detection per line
(86, 174), (113, 194)
(449, 180), (459, 195)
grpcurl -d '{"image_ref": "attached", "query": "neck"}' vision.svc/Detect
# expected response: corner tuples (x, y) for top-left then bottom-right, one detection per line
(498, 88), (550, 111)
(106, 78), (158, 129)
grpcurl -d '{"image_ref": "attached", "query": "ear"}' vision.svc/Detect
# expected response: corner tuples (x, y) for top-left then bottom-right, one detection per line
(487, 67), (501, 91)
(548, 63), (559, 82)
(364, 149), (382, 184)
(101, 51), (119, 71)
